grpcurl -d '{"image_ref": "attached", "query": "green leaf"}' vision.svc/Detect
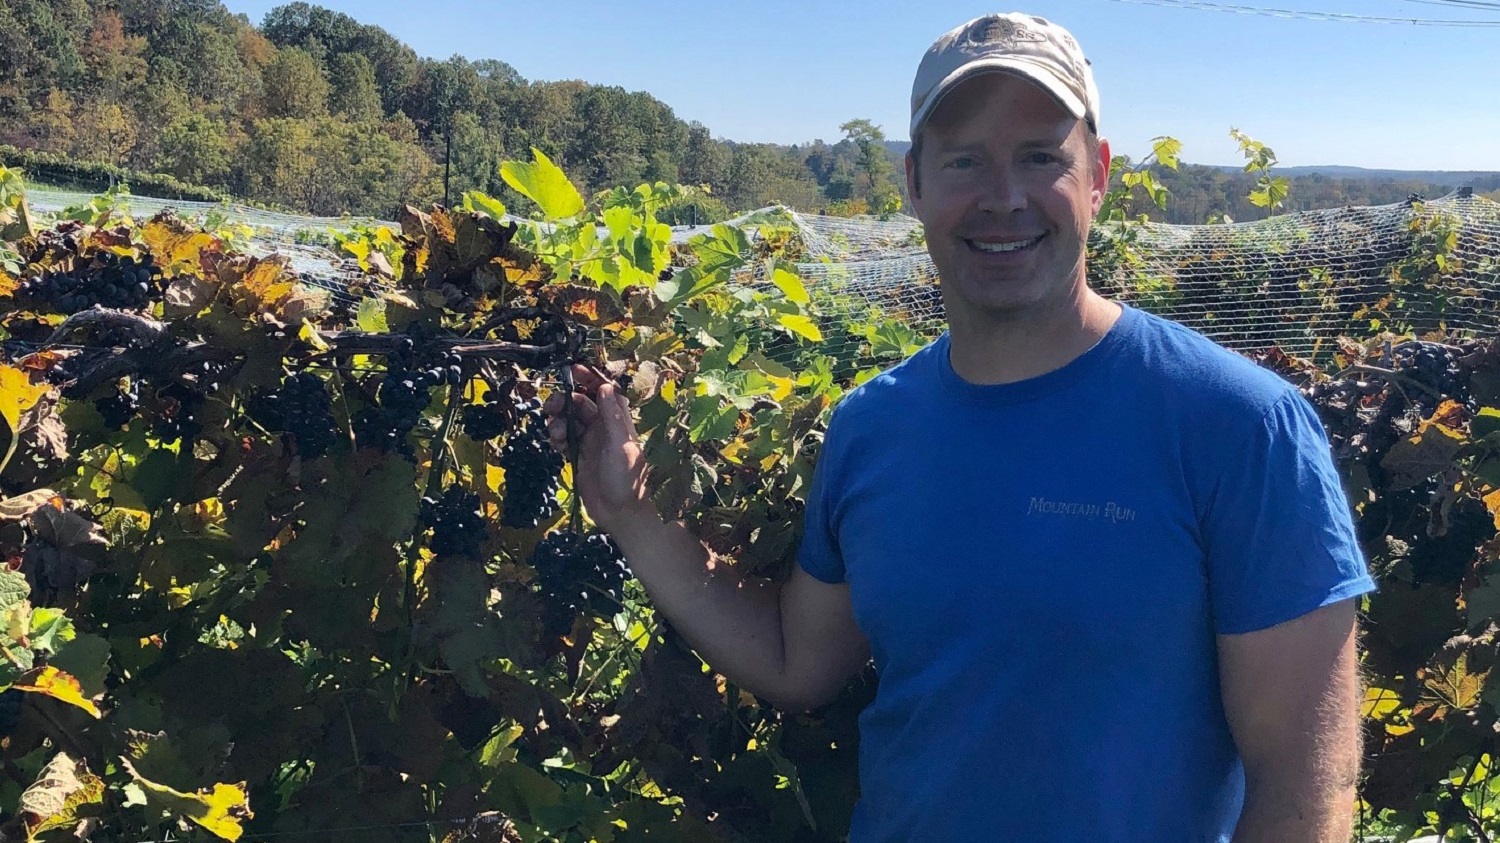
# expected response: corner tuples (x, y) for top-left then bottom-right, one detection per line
(1151, 136), (1182, 171)
(602, 205), (634, 242)
(462, 190), (508, 221)
(771, 267), (810, 305)
(28, 607), (75, 655)
(1474, 408), (1500, 439)
(775, 313), (824, 343)
(356, 298), (389, 333)
(50, 633), (110, 696)
(687, 395), (741, 443)
(0, 569), (28, 617)
(500, 148), (585, 221)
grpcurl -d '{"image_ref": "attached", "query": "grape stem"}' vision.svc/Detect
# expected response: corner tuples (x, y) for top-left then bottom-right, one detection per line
(1334, 363), (1445, 401)
(562, 365), (582, 529)
(314, 332), (568, 369)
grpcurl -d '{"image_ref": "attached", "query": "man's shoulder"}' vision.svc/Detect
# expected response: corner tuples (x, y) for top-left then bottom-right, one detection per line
(828, 334), (945, 427)
(1126, 307), (1302, 420)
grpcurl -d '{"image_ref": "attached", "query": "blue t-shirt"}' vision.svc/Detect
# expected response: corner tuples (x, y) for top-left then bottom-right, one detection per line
(798, 303), (1377, 843)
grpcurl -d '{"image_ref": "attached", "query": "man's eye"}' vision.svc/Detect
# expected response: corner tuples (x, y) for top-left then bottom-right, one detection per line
(1026, 151), (1062, 165)
(945, 157), (976, 169)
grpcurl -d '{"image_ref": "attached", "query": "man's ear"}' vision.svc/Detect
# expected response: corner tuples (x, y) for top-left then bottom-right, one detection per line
(1092, 137), (1112, 216)
(906, 149), (918, 205)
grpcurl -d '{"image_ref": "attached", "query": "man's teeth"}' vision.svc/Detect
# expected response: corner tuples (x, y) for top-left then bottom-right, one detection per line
(972, 236), (1040, 253)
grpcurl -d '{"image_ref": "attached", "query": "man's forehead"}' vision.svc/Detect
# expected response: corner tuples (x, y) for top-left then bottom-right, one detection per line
(924, 71), (1080, 133)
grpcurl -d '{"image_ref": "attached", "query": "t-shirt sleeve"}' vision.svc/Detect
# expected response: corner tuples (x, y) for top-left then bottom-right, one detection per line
(1202, 389), (1377, 635)
(797, 413), (847, 584)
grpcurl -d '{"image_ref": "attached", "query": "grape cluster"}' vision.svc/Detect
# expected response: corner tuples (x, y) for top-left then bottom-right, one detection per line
(0, 689), (22, 735)
(150, 383), (206, 443)
(353, 348), (465, 454)
(529, 530), (631, 633)
(461, 396), (512, 441)
(252, 373), (340, 459)
(95, 380), (139, 429)
(1390, 342), (1469, 411)
(499, 402), (563, 529)
(17, 252), (157, 313)
(420, 486), (489, 557)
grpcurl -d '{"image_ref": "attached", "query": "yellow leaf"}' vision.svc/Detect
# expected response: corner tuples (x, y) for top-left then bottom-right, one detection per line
(660, 378), (677, 404)
(257, 282), (296, 309)
(0, 267), (17, 298)
(775, 313), (823, 343)
(122, 759), (252, 841)
(771, 267), (810, 305)
(1485, 488), (1500, 530)
(13, 666), (102, 718)
(1425, 653), (1487, 710)
(1362, 686), (1402, 720)
(0, 364), (48, 434)
(238, 257), (292, 303)
(719, 439), (748, 465)
(139, 217), (219, 277)
(765, 373), (795, 403)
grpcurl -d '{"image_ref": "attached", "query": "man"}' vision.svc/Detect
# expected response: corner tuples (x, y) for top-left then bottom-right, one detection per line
(544, 12), (1376, 842)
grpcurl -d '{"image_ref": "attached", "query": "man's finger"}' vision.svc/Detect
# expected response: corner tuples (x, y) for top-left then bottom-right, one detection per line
(570, 364), (609, 392)
(597, 383), (638, 443)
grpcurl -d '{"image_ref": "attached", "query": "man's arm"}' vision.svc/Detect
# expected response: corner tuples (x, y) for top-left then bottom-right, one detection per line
(544, 369), (871, 712)
(607, 516), (870, 712)
(1218, 597), (1364, 843)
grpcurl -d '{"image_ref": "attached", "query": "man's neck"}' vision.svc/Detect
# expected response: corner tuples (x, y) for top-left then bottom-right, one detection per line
(945, 289), (1122, 386)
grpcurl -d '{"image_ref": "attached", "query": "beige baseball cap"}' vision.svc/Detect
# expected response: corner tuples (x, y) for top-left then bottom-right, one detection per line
(909, 12), (1100, 139)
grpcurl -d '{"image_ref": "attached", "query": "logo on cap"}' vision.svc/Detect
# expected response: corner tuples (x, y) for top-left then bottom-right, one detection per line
(972, 17), (1047, 46)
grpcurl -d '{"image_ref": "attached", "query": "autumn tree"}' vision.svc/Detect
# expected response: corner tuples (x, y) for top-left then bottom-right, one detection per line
(329, 52), (383, 122)
(261, 47), (330, 119)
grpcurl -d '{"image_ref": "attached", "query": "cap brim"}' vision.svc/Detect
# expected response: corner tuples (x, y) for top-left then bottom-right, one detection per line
(909, 58), (1087, 140)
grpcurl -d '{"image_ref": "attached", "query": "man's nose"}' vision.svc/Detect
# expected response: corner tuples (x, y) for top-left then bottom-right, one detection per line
(975, 167), (1026, 214)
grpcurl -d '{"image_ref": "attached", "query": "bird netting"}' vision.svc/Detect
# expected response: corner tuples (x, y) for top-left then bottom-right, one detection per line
(746, 190), (1500, 367)
(24, 187), (1500, 368)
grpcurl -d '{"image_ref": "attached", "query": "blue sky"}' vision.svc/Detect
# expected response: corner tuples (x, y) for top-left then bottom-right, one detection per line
(221, 0), (1500, 171)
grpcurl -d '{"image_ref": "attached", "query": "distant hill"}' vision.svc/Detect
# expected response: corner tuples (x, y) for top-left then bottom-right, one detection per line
(1212, 165), (1500, 191)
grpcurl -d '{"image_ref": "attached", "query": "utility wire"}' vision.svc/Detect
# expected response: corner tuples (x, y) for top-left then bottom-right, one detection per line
(1106, 0), (1500, 25)
(1403, 0), (1500, 12)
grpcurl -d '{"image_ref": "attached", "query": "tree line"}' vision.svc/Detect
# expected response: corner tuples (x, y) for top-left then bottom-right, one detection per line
(0, 0), (908, 218)
(1, 0), (1493, 221)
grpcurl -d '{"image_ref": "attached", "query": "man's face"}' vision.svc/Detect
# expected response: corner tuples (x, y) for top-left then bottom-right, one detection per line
(906, 72), (1110, 327)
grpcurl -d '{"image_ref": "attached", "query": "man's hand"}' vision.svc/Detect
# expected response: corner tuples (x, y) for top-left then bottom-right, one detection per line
(541, 364), (652, 536)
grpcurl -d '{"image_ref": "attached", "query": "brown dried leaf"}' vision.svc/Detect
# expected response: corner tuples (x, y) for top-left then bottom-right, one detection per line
(0, 488), (59, 523)
(18, 392), (68, 465)
(164, 275), (220, 316)
(19, 751), (103, 834)
(1381, 422), (1466, 491)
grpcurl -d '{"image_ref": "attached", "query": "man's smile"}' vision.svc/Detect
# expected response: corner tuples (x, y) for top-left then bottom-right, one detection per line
(965, 233), (1046, 254)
